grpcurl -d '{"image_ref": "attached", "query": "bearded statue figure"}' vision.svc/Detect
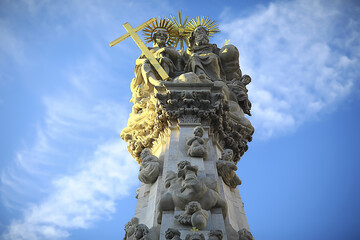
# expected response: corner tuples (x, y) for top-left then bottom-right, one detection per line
(184, 26), (225, 82)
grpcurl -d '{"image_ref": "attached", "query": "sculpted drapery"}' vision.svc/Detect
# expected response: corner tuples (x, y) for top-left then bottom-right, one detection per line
(121, 17), (253, 163)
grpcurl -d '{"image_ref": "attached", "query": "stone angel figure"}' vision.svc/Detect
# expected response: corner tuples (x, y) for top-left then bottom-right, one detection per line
(138, 148), (161, 184)
(175, 201), (209, 230)
(165, 228), (182, 240)
(216, 149), (242, 188)
(186, 126), (208, 158)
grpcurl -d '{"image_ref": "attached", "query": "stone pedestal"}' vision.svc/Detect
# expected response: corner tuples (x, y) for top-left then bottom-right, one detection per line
(126, 82), (253, 240)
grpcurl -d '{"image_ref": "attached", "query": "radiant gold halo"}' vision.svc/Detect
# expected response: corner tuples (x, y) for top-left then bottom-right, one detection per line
(168, 11), (192, 50)
(187, 16), (219, 37)
(142, 17), (176, 46)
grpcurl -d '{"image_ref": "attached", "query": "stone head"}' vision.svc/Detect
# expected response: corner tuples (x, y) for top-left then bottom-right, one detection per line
(185, 201), (201, 214)
(152, 29), (168, 47)
(165, 228), (181, 239)
(130, 217), (139, 225)
(193, 126), (204, 137)
(177, 160), (191, 170)
(238, 228), (254, 240)
(191, 26), (209, 46)
(140, 148), (151, 159)
(134, 224), (149, 239)
(241, 75), (252, 85)
(221, 149), (234, 161)
(185, 233), (205, 240)
(208, 230), (223, 240)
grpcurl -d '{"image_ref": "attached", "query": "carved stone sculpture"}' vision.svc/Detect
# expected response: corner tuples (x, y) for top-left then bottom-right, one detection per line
(175, 201), (209, 230)
(157, 161), (227, 224)
(165, 228), (182, 240)
(134, 224), (151, 240)
(208, 230), (223, 240)
(112, 13), (255, 240)
(124, 217), (139, 240)
(216, 149), (242, 188)
(184, 232), (205, 240)
(185, 26), (225, 82)
(186, 126), (207, 158)
(138, 148), (161, 184)
(120, 19), (179, 162)
(238, 228), (255, 240)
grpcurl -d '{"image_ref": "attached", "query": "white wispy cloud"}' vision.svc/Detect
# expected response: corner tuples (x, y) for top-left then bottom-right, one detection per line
(221, 0), (360, 138)
(3, 139), (138, 240)
(1, 90), (138, 239)
(1, 51), (138, 239)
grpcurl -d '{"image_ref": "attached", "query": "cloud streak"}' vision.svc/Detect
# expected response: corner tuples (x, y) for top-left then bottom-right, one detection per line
(1, 58), (138, 239)
(221, 0), (360, 138)
(3, 140), (138, 240)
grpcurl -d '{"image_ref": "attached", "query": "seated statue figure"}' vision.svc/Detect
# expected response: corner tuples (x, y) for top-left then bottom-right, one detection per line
(157, 161), (227, 224)
(184, 26), (225, 82)
(186, 126), (207, 158)
(121, 19), (181, 162)
(216, 149), (242, 188)
(175, 201), (209, 230)
(138, 148), (160, 184)
(133, 27), (180, 93)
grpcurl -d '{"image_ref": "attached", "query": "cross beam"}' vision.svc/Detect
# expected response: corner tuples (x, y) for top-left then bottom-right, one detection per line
(109, 18), (155, 47)
(109, 19), (170, 80)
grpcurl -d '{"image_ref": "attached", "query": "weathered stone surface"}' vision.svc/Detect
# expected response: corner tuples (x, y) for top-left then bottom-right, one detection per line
(238, 228), (255, 240)
(186, 127), (207, 158)
(138, 148), (161, 184)
(209, 230), (223, 240)
(216, 149), (241, 188)
(165, 228), (182, 240)
(124, 217), (139, 240)
(157, 161), (227, 224)
(175, 201), (209, 230)
(184, 232), (205, 240)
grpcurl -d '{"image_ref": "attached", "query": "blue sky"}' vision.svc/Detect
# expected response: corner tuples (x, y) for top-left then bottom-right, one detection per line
(0, 0), (359, 239)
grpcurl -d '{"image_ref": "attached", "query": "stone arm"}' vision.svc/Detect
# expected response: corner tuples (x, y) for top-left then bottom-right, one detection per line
(186, 137), (205, 146)
(163, 47), (181, 60)
(227, 161), (238, 171)
(186, 137), (196, 146)
(212, 44), (221, 55)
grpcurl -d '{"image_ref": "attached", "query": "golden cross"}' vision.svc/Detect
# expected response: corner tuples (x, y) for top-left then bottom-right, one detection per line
(223, 39), (230, 46)
(109, 18), (170, 80)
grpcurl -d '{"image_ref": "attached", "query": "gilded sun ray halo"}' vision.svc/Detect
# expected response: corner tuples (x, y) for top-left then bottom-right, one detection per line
(187, 16), (219, 37)
(168, 11), (192, 50)
(142, 17), (176, 46)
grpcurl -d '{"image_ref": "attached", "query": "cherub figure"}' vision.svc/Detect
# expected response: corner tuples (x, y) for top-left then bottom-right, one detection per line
(134, 224), (150, 240)
(124, 217), (139, 240)
(138, 148), (161, 184)
(228, 75), (252, 116)
(208, 230), (223, 240)
(175, 201), (209, 230)
(238, 228), (255, 240)
(165, 228), (182, 240)
(186, 126), (207, 158)
(216, 149), (242, 188)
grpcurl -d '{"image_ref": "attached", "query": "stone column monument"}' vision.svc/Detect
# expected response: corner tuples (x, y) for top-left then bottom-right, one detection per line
(111, 14), (255, 240)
